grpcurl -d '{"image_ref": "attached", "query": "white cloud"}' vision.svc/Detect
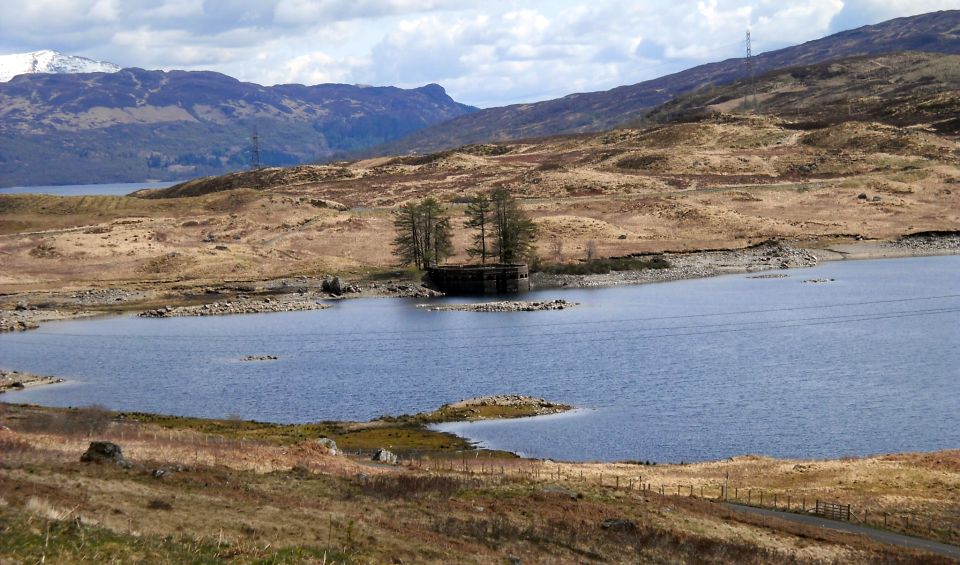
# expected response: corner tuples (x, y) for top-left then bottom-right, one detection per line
(829, 0), (958, 32)
(0, 0), (953, 107)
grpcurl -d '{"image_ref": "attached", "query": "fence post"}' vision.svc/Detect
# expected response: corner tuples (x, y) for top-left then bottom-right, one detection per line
(760, 491), (763, 507)
(748, 489), (752, 504)
(774, 494), (777, 509)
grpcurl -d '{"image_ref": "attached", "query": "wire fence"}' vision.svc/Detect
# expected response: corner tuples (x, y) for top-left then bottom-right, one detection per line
(18, 418), (960, 548)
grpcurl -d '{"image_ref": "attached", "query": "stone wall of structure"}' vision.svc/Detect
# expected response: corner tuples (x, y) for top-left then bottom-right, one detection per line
(427, 264), (530, 294)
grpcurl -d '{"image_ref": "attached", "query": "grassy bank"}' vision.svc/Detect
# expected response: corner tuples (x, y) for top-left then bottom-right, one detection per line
(1, 402), (958, 563)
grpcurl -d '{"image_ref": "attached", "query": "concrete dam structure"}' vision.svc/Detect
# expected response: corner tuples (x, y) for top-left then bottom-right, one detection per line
(428, 264), (530, 295)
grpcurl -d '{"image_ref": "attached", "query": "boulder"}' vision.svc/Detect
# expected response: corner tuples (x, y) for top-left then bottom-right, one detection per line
(601, 518), (637, 532)
(316, 437), (339, 455)
(372, 448), (398, 464)
(80, 441), (132, 468)
(322, 277), (344, 295)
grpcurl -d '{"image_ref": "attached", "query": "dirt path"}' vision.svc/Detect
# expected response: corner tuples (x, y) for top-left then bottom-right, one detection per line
(722, 503), (960, 560)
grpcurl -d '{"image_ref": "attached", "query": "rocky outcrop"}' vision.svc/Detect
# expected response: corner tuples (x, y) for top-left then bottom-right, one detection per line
(0, 370), (64, 393)
(241, 355), (278, 361)
(316, 437), (339, 455)
(80, 441), (132, 468)
(418, 299), (577, 312)
(421, 394), (574, 423)
(322, 277), (361, 296)
(0, 317), (39, 332)
(601, 518), (637, 532)
(139, 298), (328, 318)
(372, 448), (398, 464)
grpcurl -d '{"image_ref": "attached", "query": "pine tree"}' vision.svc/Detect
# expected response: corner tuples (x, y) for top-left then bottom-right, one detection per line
(490, 188), (537, 264)
(392, 198), (454, 269)
(463, 194), (493, 264)
(392, 202), (423, 268)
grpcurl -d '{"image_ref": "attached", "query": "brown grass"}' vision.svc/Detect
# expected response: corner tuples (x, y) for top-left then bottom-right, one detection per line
(1, 404), (957, 563)
(1, 117), (957, 293)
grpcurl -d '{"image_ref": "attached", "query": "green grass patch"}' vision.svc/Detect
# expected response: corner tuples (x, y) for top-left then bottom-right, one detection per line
(124, 412), (475, 453)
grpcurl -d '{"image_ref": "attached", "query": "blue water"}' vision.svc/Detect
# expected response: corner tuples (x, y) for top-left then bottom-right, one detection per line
(2, 256), (958, 462)
(0, 181), (176, 196)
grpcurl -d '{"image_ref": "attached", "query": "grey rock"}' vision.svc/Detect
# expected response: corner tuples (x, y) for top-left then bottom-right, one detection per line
(81, 441), (131, 468)
(372, 448), (398, 464)
(328, 277), (344, 295)
(316, 437), (338, 455)
(14, 301), (28, 311)
(601, 518), (637, 532)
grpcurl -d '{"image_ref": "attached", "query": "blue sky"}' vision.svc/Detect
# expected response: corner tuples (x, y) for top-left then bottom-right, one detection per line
(0, 0), (955, 107)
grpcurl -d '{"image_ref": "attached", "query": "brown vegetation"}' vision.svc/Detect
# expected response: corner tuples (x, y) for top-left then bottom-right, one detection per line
(0, 403), (957, 563)
(1, 115), (957, 296)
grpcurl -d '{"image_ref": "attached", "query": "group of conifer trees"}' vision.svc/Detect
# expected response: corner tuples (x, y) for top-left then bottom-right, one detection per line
(392, 187), (536, 269)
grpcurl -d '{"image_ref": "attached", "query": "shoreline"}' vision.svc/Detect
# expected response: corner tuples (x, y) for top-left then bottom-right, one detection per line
(1, 235), (958, 331)
(0, 370), (64, 393)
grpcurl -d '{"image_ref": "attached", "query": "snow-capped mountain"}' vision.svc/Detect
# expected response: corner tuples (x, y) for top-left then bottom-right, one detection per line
(0, 50), (120, 82)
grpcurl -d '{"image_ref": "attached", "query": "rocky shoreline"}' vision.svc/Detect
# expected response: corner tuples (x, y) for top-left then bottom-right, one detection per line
(402, 394), (575, 423)
(0, 370), (64, 393)
(139, 298), (329, 318)
(2, 234), (959, 330)
(417, 299), (577, 312)
(531, 241), (820, 290)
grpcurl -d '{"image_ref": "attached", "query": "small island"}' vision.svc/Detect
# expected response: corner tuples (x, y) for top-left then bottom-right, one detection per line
(418, 299), (577, 312)
(416, 394), (574, 423)
(0, 370), (64, 393)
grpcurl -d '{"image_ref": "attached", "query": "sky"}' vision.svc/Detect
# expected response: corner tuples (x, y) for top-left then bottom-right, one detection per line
(0, 0), (955, 108)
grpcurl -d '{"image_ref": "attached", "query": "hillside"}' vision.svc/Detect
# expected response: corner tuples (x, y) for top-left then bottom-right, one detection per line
(1, 403), (958, 563)
(641, 52), (960, 135)
(356, 10), (960, 158)
(1, 113), (957, 291)
(0, 69), (475, 187)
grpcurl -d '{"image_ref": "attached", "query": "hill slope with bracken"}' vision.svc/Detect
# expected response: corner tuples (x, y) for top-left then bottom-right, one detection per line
(356, 10), (960, 158)
(0, 68), (475, 187)
(640, 51), (960, 135)
(3, 110), (956, 290)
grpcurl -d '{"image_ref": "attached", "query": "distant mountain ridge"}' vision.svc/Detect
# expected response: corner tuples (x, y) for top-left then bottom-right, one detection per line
(0, 50), (120, 82)
(357, 10), (960, 158)
(0, 68), (475, 187)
